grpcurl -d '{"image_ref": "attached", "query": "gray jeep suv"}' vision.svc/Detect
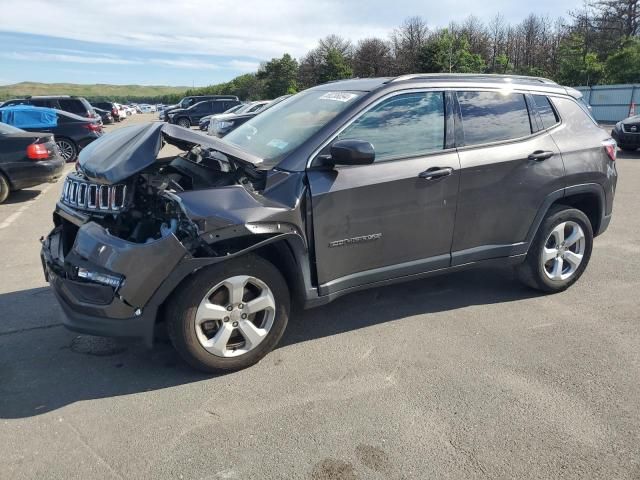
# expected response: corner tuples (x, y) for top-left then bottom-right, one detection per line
(41, 74), (618, 372)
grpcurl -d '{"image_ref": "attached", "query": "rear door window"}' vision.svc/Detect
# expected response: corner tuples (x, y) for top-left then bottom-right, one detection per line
(532, 95), (560, 129)
(30, 99), (55, 108)
(457, 91), (532, 146)
(211, 102), (227, 113)
(58, 99), (86, 115)
(337, 91), (446, 162)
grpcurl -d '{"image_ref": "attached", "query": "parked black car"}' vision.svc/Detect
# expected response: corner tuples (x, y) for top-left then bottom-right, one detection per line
(167, 99), (241, 128)
(93, 107), (114, 125)
(0, 122), (64, 203)
(0, 107), (103, 162)
(2, 95), (99, 120)
(161, 95), (239, 121)
(92, 102), (121, 122)
(611, 114), (640, 151)
(208, 96), (289, 137)
(41, 74), (617, 372)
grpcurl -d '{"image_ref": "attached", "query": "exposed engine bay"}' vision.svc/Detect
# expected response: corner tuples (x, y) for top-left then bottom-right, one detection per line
(61, 144), (266, 249)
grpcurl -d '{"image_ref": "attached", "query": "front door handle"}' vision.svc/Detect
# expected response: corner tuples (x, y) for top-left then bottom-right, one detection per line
(528, 150), (554, 161)
(418, 167), (453, 180)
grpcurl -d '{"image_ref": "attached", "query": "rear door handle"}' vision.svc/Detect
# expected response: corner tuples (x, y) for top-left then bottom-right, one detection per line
(418, 167), (453, 180)
(528, 150), (554, 161)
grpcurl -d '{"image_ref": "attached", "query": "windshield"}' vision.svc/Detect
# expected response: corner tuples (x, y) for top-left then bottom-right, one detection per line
(179, 98), (193, 108)
(0, 122), (24, 134)
(223, 90), (362, 165)
(225, 104), (244, 114)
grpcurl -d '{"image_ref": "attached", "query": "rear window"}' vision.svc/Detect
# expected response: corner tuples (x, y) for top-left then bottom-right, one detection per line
(457, 91), (532, 146)
(532, 95), (560, 129)
(58, 99), (87, 115)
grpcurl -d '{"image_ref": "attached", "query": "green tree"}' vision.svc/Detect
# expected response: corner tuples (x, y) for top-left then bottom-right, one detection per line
(419, 30), (486, 73)
(556, 33), (604, 85)
(318, 48), (353, 83)
(257, 54), (299, 98)
(605, 37), (640, 83)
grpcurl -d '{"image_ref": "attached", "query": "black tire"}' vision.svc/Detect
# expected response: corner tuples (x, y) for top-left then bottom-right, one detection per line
(166, 254), (290, 373)
(56, 138), (78, 162)
(176, 117), (191, 128)
(0, 173), (10, 204)
(517, 205), (593, 293)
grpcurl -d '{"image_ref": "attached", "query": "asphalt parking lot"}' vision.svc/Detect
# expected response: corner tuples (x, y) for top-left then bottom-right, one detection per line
(1, 114), (639, 479)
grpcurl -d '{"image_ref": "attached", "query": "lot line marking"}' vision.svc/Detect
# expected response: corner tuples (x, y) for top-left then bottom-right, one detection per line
(0, 182), (57, 230)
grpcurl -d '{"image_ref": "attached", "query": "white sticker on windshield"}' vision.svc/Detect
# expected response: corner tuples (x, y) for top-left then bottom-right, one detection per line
(267, 139), (289, 150)
(319, 92), (358, 102)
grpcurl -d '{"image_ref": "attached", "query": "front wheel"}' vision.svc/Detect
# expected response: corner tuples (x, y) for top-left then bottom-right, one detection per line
(166, 254), (290, 373)
(517, 206), (593, 293)
(176, 117), (191, 128)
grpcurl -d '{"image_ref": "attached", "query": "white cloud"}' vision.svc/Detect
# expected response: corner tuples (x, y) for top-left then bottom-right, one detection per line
(149, 58), (220, 70)
(0, 51), (140, 65)
(0, 0), (581, 62)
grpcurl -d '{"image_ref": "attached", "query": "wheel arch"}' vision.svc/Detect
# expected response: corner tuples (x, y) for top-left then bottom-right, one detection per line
(526, 183), (606, 251)
(154, 232), (313, 329)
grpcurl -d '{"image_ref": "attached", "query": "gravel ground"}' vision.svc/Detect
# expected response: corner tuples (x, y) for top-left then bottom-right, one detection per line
(1, 113), (639, 479)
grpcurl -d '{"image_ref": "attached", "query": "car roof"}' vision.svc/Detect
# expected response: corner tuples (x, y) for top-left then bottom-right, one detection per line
(310, 74), (570, 96)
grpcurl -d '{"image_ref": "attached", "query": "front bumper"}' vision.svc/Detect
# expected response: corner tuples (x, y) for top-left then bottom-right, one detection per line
(41, 208), (190, 345)
(612, 129), (640, 147)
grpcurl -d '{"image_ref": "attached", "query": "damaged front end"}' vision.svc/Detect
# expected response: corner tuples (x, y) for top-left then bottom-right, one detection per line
(41, 122), (307, 345)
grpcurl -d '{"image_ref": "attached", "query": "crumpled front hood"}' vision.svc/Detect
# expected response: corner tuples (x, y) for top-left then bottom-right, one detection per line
(78, 122), (265, 184)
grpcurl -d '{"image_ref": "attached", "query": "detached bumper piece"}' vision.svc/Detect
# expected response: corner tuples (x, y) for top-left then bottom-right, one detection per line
(41, 218), (188, 344)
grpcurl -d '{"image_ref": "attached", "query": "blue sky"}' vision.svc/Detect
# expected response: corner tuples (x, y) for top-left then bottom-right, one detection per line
(0, 0), (582, 87)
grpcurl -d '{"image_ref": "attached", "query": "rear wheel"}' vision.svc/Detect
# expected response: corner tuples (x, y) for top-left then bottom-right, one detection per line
(56, 138), (77, 162)
(0, 174), (10, 204)
(167, 254), (290, 373)
(517, 206), (593, 293)
(177, 117), (191, 128)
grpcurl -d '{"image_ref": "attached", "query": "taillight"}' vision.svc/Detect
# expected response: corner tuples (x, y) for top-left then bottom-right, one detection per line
(27, 143), (50, 160)
(85, 122), (102, 132)
(603, 140), (617, 162)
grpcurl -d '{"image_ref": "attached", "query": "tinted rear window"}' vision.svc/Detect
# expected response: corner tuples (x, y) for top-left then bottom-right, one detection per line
(457, 91), (532, 146)
(532, 95), (559, 129)
(58, 99), (87, 115)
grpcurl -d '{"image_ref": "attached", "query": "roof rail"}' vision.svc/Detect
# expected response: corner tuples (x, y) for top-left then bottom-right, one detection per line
(386, 73), (558, 85)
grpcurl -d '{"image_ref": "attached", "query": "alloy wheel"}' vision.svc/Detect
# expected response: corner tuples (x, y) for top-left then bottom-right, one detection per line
(178, 119), (190, 128)
(541, 221), (586, 281)
(194, 275), (276, 357)
(56, 140), (75, 162)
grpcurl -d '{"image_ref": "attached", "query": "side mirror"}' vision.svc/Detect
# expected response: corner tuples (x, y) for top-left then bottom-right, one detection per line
(328, 139), (375, 166)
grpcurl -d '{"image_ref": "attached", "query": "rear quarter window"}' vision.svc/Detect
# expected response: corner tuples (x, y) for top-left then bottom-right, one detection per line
(532, 95), (560, 129)
(457, 91), (532, 146)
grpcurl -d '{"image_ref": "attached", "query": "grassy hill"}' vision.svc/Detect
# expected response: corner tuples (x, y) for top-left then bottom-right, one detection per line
(0, 82), (188, 102)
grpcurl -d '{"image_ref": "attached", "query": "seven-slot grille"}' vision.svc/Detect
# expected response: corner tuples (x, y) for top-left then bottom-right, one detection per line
(61, 176), (127, 212)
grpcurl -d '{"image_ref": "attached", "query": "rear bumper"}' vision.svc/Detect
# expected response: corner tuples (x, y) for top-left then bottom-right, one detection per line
(5, 158), (65, 190)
